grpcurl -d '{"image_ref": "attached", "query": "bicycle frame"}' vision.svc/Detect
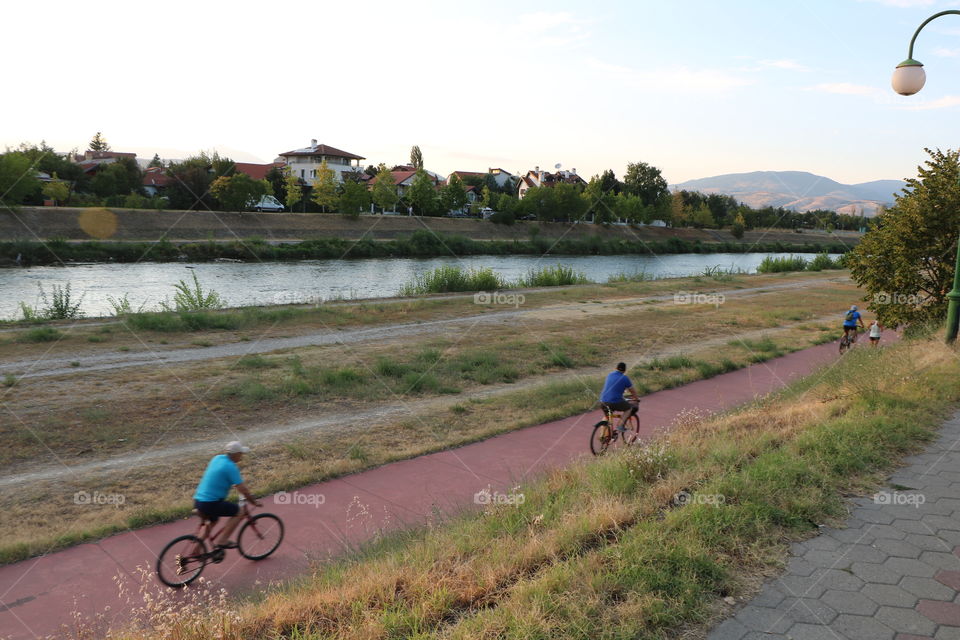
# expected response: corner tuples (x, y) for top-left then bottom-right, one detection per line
(193, 501), (251, 546)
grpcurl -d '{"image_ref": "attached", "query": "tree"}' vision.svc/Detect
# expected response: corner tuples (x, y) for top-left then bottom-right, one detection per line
(666, 191), (688, 227)
(481, 185), (493, 208)
(847, 147), (960, 327)
(310, 159), (338, 212)
(518, 186), (559, 221)
(406, 169), (439, 216)
(210, 172), (268, 211)
(583, 175), (618, 223)
(439, 174), (468, 213)
(283, 168), (303, 212)
(89, 132), (110, 151)
(148, 153), (164, 168)
(165, 152), (230, 210)
(599, 169), (621, 195)
(372, 167), (398, 212)
(731, 212), (746, 239)
(42, 174), (70, 205)
(622, 161), (669, 207)
(410, 145), (424, 170)
(690, 204), (715, 228)
(339, 180), (371, 217)
(0, 152), (40, 206)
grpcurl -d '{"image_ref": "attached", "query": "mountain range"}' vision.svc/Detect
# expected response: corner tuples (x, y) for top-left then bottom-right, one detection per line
(672, 171), (905, 216)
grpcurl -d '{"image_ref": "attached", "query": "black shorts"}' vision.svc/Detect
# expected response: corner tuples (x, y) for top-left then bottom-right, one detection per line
(870, 336), (880, 342)
(601, 400), (637, 415)
(194, 499), (239, 523)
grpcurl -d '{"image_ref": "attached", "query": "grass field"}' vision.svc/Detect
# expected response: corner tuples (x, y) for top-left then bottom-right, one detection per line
(0, 271), (858, 564)
(92, 333), (960, 640)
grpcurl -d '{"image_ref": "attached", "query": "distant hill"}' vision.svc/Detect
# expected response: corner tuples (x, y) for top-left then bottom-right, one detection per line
(672, 171), (905, 216)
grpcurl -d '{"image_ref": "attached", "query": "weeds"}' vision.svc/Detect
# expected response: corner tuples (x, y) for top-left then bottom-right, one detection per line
(161, 272), (224, 312)
(399, 266), (506, 295)
(19, 326), (62, 343)
(517, 264), (590, 287)
(2, 374), (16, 387)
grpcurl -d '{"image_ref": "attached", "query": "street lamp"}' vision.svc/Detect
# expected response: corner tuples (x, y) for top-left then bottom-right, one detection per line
(892, 9), (960, 343)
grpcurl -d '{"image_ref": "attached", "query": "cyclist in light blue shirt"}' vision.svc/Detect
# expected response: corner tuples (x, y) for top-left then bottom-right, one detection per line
(193, 441), (260, 549)
(842, 305), (864, 344)
(599, 362), (640, 435)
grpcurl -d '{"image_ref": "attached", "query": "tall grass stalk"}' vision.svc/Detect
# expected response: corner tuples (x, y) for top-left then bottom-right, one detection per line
(517, 264), (590, 287)
(399, 266), (506, 295)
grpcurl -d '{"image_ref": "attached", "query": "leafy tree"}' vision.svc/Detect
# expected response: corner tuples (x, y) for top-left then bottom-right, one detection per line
(731, 212), (746, 239)
(210, 172), (268, 211)
(410, 145), (424, 170)
(406, 169), (439, 216)
(518, 186), (558, 221)
(690, 204), (715, 228)
(614, 193), (649, 224)
(89, 132), (110, 151)
(622, 161), (669, 207)
(439, 174), (468, 213)
(0, 152), (40, 206)
(165, 153), (228, 210)
(42, 175), (70, 205)
(283, 168), (303, 212)
(847, 147), (960, 326)
(311, 159), (338, 212)
(265, 166), (286, 203)
(554, 183), (588, 221)
(339, 180), (371, 217)
(599, 169), (621, 195)
(480, 185), (492, 208)
(666, 191), (688, 227)
(372, 167), (398, 213)
(583, 175), (618, 223)
(148, 153), (164, 168)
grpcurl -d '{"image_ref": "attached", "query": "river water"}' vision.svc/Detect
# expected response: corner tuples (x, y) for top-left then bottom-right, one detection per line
(0, 253), (839, 319)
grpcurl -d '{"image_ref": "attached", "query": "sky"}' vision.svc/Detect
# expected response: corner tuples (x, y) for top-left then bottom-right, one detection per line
(3, 0), (960, 185)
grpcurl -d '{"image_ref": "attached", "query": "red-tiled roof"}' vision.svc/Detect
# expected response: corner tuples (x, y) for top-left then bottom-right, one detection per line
(142, 166), (172, 187)
(234, 162), (284, 181)
(368, 170), (422, 186)
(279, 143), (365, 160)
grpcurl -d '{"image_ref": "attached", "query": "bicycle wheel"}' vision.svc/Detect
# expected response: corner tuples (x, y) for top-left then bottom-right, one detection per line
(622, 413), (640, 445)
(156, 534), (207, 588)
(590, 420), (615, 455)
(238, 513), (284, 560)
(839, 337), (849, 354)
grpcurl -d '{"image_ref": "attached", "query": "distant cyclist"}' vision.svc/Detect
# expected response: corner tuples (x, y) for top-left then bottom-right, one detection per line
(842, 305), (864, 344)
(193, 441), (261, 549)
(599, 362), (640, 436)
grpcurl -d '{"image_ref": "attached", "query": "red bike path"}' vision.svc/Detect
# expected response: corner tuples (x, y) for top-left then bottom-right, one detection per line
(0, 337), (887, 639)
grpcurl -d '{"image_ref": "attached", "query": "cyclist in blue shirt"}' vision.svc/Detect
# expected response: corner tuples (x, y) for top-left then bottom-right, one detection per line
(599, 362), (640, 436)
(842, 304), (864, 344)
(193, 441), (261, 549)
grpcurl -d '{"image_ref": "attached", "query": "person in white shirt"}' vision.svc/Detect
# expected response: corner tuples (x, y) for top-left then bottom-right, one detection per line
(868, 320), (883, 348)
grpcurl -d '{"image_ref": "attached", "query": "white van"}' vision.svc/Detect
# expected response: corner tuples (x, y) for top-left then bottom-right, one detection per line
(480, 207), (496, 219)
(248, 195), (284, 212)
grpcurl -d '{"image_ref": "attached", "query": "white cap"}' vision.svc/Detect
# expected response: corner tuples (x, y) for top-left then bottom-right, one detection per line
(225, 441), (250, 454)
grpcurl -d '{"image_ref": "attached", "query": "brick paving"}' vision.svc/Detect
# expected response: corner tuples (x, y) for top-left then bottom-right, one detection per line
(708, 412), (960, 640)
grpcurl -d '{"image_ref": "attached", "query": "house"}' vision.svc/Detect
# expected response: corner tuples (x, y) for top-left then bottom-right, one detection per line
(367, 170), (441, 196)
(446, 168), (516, 190)
(72, 150), (139, 178)
(142, 166), (172, 196)
(278, 139), (365, 183)
(517, 166), (586, 198)
(233, 162), (285, 181)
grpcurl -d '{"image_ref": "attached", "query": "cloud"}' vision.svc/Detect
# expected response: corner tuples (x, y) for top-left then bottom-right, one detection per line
(758, 59), (810, 72)
(510, 12), (593, 48)
(808, 82), (881, 96)
(933, 47), (960, 57)
(588, 59), (752, 92)
(897, 94), (960, 109)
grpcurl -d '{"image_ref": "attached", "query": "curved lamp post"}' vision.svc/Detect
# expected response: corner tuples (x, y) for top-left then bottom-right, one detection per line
(892, 10), (960, 343)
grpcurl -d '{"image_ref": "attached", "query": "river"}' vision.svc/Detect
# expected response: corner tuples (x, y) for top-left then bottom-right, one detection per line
(0, 252), (839, 319)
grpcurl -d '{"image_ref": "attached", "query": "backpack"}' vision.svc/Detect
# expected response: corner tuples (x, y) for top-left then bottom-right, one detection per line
(844, 310), (854, 322)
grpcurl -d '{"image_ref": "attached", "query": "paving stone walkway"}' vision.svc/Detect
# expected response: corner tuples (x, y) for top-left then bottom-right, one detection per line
(708, 411), (960, 640)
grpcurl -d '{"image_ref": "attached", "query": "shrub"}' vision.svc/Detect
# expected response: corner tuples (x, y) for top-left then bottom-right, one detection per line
(20, 326), (62, 342)
(756, 255), (808, 273)
(518, 264), (590, 287)
(37, 283), (84, 319)
(161, 272), (224, 312)
(399, 266), (506, 295)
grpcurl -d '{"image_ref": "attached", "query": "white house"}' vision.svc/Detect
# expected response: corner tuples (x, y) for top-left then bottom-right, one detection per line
(278, 140), (365, 183)
(517, 166), (585, 198)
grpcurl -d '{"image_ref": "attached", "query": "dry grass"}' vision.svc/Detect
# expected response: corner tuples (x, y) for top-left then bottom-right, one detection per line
(92, 336), (960, 640)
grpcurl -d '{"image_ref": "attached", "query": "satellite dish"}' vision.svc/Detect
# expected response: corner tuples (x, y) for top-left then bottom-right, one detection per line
(554, 163), (561, 170)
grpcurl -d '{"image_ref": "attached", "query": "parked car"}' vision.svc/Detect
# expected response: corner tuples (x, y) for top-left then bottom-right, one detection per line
(248, 195), (284, 212)
(480, 207), (496, 219)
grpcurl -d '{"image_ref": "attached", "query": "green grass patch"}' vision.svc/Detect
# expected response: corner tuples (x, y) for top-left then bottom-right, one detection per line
(18, 326), (63, 343)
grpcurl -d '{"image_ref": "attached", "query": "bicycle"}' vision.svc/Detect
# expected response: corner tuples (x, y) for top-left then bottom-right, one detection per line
(838, 327), (861, 354)
(590, 401), (640, 455)
(156, 497), (284, 588)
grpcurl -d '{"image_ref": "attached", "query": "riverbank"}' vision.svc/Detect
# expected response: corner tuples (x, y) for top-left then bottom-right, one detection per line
(0, 207), (857, 265)
(0, 271), (857, 566)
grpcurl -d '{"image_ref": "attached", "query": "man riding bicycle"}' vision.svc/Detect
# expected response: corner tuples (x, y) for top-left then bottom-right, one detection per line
(193, 441), (261, 549)
(842, 304), (864, 343)
(599, 362), (640, 436)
